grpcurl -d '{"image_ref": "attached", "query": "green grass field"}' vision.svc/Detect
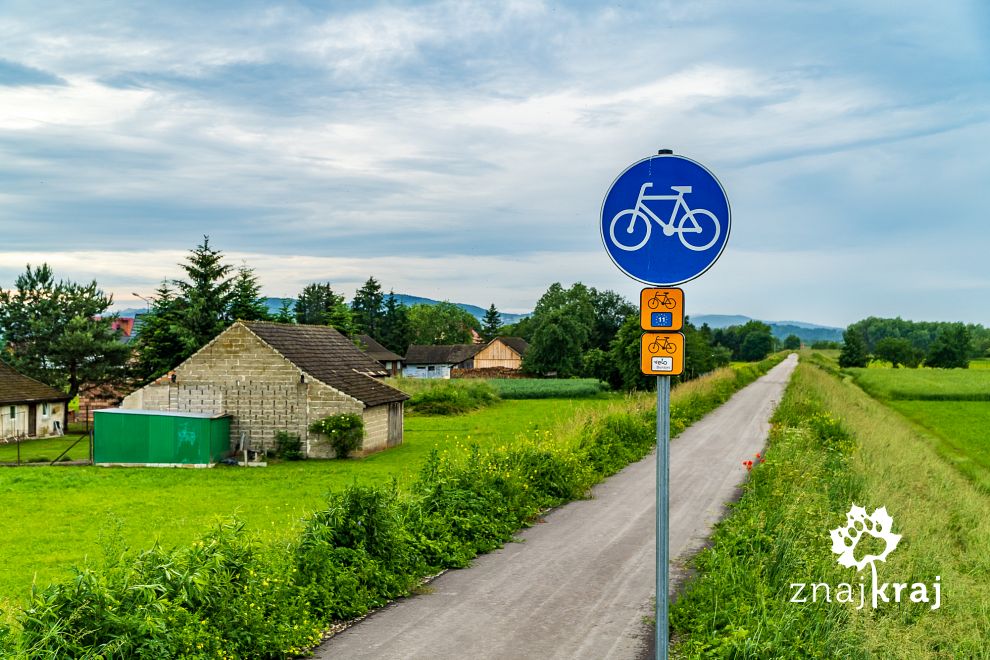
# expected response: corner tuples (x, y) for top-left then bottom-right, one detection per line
(0, 397), (619, 609)
(0, 434), (90, 464)
(486, 378), (606, 399)
(970, 358), (990, 369)
(887, 400), (990, 492)
(672, 360), (990, 657)
(847, 366), (990, 400)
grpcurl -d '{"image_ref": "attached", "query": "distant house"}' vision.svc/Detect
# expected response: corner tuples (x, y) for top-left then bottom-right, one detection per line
(473, 337), (529, 371)
(403, 344), (483, 379)
(356, 335), (404, 376)
(0, 362), (70, 440)
(122, 321), (409, 457)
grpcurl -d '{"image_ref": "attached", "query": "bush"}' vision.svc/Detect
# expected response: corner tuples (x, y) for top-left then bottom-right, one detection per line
(309, 413), (365, 458)
(274, 429), (304, 460)
(407, 380), (499, 415)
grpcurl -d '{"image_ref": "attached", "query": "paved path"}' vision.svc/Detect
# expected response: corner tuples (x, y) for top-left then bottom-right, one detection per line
(315, 355), (798, 660)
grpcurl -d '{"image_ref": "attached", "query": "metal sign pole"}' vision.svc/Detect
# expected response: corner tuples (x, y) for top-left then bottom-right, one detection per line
(656, 375), (670, 660)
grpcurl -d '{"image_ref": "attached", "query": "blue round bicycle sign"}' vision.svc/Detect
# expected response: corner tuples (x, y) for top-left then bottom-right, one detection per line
(601, 154), (730, 285)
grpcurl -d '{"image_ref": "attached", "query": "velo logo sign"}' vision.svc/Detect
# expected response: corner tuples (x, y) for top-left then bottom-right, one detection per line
(601, 153), (730, 286)
(789, 505), (941, 610)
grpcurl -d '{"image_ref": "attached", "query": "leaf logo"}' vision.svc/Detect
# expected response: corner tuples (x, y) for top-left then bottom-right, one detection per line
(829, 504), (901, 571)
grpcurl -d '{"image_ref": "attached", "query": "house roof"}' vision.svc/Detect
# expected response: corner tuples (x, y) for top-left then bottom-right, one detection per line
(241, 322), (408, 406)
(0, 361), (71, 405)
(404, 344), (483, 365)
(496, 336), (529, 356)
(356, 335), (404, 363)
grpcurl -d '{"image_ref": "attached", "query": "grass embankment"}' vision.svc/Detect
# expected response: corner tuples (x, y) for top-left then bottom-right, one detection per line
(846, 364), (990, 493)
(0, 357), (784, 657)
(671, 360), (990, 657)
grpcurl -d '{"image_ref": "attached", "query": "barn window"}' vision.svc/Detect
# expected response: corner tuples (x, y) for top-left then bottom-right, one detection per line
(8, 406), (14, 419)
(42, 403), (49, 416)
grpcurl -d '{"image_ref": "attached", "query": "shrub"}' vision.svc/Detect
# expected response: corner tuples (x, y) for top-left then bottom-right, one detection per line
(407, 380), (499, 415)
(309, 413), (365, 458)
(274, 429), (304, 460)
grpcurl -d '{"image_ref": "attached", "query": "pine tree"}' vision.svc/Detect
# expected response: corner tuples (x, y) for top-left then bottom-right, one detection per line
(273, 299), (295, 324)
(134, 280), (194, 379)
(173, 236), (235, 348)
(0, 263), (130, 398)
(227, 267), (270, 321)
(351, 276), (385, 339)
(380, 292), (412, 354)
(294, 283), (337, 325)
(482, 303), (502, 341)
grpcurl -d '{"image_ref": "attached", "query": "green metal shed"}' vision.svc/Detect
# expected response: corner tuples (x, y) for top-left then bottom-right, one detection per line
(94, 409), (231, 467)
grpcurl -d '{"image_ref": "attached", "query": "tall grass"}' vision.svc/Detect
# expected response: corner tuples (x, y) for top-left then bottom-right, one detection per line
(672, 360), (990, 657)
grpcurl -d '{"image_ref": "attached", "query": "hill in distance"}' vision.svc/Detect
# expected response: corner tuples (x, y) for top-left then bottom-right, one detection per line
(115, 299), (840, 342)
(691, 314), (844, 343)
(116, 294), (530, 325)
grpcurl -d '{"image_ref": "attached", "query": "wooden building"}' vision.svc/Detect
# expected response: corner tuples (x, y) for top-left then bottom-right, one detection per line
(473, 337), (529, 370)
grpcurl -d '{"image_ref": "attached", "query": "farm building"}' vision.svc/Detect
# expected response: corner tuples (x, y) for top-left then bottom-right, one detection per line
(0, 361), (70, 440)
(403, 344), (482, 379)
(403, 337), (530, 378)
(473, 337), (529, 370)
(121, 321), (409, 458)
(357, 334), (404, 376)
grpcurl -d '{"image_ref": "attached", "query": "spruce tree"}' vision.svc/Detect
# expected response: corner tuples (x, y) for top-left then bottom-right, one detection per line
(482, 303), (502, 341)
(380, 292), (412, 354)
(134, 280), (194, 379)
(351, 276), (385, 338)
(273, 299), (295, 323)
(228, 267), (270, 321)
(173, 236), (234, 348)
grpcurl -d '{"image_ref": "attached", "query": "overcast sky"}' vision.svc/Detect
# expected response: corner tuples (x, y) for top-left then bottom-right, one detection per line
(1, 1), (988, 326)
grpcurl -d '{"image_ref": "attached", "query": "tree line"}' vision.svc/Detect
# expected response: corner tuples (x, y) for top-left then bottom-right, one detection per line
(1, 236), (784, 396)
(838, 316), (988, 369)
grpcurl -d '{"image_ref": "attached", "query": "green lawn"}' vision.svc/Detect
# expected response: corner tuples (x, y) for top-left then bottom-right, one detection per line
(888, 400), (990, 492)
(0, 434), (90, 464)
(847, 366), (990, 400)
(0, 397), (619, 608)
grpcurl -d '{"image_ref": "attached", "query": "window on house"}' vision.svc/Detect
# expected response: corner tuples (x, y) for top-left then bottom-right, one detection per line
(42, 403), (49, 416)
(9, 406), (15, 419)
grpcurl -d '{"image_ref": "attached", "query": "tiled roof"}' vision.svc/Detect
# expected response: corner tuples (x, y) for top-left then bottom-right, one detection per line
(404, 344), (483, 365)
(0, 361), (71, 405)
(242, 322), (408, 407)
(496, 336), (529, 356)
(356, 335), (404, 363)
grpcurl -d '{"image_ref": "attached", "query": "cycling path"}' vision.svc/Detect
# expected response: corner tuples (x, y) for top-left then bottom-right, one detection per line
(314, 355), (798, 660)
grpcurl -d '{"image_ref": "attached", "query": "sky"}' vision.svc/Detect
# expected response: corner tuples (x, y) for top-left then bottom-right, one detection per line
(1, 0), (988, 327)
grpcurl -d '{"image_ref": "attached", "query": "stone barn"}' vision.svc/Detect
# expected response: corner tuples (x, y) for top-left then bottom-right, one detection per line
(122, 321), (409, 458)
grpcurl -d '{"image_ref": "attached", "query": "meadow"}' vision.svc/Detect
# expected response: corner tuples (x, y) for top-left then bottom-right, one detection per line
(0, 397), (614, 608)
(846, 366), (990, 401)
(671, 357), (990, 657)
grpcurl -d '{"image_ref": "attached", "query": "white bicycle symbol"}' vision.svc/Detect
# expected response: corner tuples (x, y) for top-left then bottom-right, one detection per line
(609, 182), (721, 252)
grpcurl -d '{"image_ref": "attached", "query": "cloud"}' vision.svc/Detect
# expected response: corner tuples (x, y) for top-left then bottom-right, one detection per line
(0, 1), (987, 325)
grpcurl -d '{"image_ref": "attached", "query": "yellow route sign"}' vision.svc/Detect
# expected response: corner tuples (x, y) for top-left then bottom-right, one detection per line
(641, 333), (684, 376)
(640, 288), (684, 332)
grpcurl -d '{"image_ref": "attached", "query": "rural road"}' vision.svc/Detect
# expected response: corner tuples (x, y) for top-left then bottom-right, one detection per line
(315, 355), (798, 660)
